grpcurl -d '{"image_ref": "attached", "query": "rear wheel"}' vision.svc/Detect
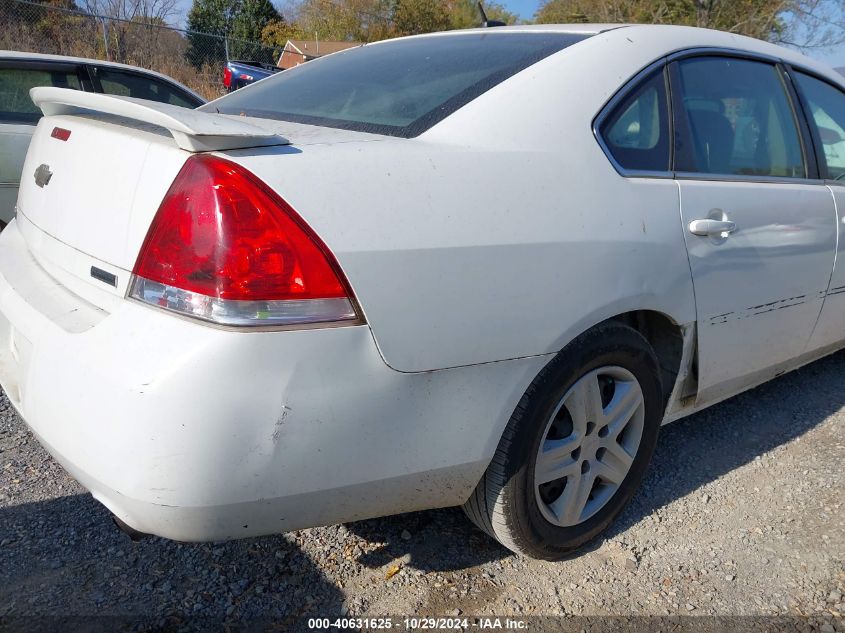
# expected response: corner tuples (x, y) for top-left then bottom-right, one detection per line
(463, 321), (663, 560)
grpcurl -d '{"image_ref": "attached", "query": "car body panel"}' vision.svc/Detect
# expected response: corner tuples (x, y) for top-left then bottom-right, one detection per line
(0, 220), (549, 539)
(229, 142), (694, 372)
(0, 25), (844, 541)
(0, 123), (32, 215)
(807, 185), (845, 351)
(18, 114), (187, 274)
(678, 180), (836, 403)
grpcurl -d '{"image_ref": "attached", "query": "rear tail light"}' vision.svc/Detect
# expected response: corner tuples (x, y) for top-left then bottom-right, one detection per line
(129, 154), (360, 328)
(223, 66), (232, 88)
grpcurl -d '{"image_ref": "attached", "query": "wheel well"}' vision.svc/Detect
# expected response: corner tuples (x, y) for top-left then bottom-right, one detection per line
(610, 311), (689, 406)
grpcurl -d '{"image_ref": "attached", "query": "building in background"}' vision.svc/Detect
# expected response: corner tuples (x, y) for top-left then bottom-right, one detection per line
(278, 40), (362, 69)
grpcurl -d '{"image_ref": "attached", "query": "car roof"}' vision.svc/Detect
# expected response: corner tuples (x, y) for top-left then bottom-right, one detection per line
(390, 24), (628, 38)
(0, 50), (204, 102)
(398, 24), (843, 87)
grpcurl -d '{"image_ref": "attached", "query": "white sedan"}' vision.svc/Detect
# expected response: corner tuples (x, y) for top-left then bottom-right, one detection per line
(1, 24), (845, 560)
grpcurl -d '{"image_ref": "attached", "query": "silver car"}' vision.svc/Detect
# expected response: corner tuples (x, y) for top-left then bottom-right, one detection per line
(0, 51), (204, 227)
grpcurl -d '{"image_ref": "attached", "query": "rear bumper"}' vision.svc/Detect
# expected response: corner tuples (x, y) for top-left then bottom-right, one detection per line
(0, 221), (546, 540)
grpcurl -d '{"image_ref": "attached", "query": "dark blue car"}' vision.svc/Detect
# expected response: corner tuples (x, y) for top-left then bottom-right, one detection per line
(223, 60), (281, 92)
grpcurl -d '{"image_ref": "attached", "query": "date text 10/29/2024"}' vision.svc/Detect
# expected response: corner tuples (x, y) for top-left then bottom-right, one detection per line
(307, 617), (529, 630)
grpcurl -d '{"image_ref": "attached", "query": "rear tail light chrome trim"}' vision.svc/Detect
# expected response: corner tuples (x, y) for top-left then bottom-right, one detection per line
(129, 277), (358, 327)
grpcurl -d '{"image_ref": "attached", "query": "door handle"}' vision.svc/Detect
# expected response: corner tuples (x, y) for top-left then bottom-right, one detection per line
(688, 218), (736, 237)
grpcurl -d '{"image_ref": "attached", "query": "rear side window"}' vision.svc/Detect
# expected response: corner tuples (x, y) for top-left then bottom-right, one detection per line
(793, 71), (845, 181)
(0, 67), (81, 123)
(673, 57), (805, 178)
(94, 68), (201, 108)
(207, 33), (591, 138)
(598, 70), (670, 172)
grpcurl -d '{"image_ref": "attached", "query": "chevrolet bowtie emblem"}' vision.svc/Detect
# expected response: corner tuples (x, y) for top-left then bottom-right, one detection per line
(34, 163), (53, 188)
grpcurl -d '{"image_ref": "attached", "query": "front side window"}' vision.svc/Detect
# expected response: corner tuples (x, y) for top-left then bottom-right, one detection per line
(205, 32), (591, 138)
(793, 71), (845, 181)
(673, 57), (805, 179)
(599, 70), (670, 172)
(0, 67), (81, 123)
(95, 68), (201, 108)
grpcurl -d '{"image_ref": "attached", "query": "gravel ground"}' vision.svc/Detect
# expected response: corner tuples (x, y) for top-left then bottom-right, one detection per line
(1, 351), (844, 631)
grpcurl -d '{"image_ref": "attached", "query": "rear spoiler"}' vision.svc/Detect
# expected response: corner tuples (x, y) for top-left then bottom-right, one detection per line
(30, 87), (288, 152)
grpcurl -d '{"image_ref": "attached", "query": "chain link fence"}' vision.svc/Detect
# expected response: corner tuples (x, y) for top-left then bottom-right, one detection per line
(0, 0), (284, 100)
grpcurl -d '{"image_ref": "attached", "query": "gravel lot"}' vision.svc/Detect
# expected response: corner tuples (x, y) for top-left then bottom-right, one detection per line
(1, 351), (844, 631)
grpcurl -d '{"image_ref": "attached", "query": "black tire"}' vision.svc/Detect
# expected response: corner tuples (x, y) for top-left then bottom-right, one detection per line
(463, 321), (663, 560)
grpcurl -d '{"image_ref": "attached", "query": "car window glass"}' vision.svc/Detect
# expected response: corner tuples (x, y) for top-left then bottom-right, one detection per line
(600, 70), (670, 172)
(674, 57), (805, 178)
(0, 67), (81, 123)
(207, 33), (591, 138)
(95, 68), (199, 108)
(793, 71), (845, 181)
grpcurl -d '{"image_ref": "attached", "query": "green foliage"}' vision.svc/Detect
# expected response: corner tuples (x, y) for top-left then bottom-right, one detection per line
(281, 0), (395, 42)
(533, 0), (790, 42)
(261, 17), (309, 45)
(265, 0), (517, 43)
(186, 0), (282, 67)
(393, 0), (450, 35)
(448, 0), (517, 29)
(231, 0), (281, 40)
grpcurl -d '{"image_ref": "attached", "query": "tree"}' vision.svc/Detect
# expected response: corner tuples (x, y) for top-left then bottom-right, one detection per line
(281, 0), (394, 42)
(186, 0), (282, 67)
(231, 0), (282, 41)
(0, 0), (101, 58)
(261, 17), (308, 44)
(777, 0), (845, 50)
(231, 0), (282, 60)
(260, 0), (515, 45)
(448, 0), (517, 29)
(82, 0), (181, 62)
(533, 0), (845, 52)
(186, 0), (239, 67)
(393, 0), (449, 35)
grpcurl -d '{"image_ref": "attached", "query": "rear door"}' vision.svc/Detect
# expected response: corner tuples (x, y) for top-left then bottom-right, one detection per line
(0, 60), (88, 224)
(790, 69), (845, 352)
(670, 54), (837, 404)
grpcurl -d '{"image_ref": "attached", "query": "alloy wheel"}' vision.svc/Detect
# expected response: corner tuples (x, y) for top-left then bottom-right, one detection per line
(534, 365), (645, 527)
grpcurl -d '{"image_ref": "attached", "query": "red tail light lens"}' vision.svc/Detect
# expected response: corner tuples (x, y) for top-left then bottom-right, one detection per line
(129, 154), (359, 327)
(223, 66), (232, 88)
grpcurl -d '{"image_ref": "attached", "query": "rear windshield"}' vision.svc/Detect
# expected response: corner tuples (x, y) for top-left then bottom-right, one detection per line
(205, 32), (590, 138)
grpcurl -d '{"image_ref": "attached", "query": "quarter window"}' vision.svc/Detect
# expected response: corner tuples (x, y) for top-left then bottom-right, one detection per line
(599, 70), (670, 172)
(673, 57), (805, 178)
(793, 71), (845, 181)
